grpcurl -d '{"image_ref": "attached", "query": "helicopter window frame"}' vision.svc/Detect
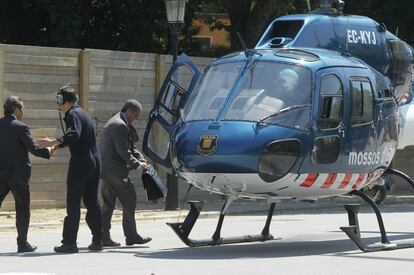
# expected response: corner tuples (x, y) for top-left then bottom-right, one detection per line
(158, 64), (195, 125)
(317, 73), (344, 130)
(350, 77), (374, 126)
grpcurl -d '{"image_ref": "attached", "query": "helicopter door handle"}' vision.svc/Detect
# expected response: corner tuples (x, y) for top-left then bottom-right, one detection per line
(150, 109), (158, 118)
(338, 125), (345, 138)
(371, 123), (377, 134)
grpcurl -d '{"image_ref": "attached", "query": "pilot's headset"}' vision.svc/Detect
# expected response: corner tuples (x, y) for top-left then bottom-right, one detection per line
(56, 86), (79, 106)
(56, 86), (79, 134)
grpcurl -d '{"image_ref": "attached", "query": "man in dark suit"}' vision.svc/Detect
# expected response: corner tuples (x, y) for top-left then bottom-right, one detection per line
(0, 96), (52, 253)
(99, 99), (151, 247)
(37, 86), (102, 253)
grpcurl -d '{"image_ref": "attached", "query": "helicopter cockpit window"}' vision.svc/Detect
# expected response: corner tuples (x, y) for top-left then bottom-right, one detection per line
(159, 65), (194, 124)
(223, 61), (312, 131)
(318, 74), (343, 129)
(350, 79), (374, 125)
(182, 61), (243, 121)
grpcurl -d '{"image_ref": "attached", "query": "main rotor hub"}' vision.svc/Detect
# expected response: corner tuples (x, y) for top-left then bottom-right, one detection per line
(318, 0), (345, 15)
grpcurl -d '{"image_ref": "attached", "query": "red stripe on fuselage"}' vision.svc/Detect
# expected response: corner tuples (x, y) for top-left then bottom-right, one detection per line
(300, 173), (319, 188)
(352, 173), (366, 189)
(321, 173), (337, 189)
(338, 173), (353, 189)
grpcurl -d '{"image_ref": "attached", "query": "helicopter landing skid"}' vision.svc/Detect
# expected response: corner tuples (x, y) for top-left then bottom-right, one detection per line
(341, 189), (414, 252)
(167, 200), (276, 247)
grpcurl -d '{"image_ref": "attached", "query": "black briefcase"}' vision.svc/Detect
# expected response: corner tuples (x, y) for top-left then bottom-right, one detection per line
(141, 165), (166, 202)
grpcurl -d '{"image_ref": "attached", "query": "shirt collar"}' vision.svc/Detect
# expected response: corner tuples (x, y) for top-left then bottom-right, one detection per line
(120, 112), (129, 125)
(63, 104), (78, 120)
(6, 114), (17, 120)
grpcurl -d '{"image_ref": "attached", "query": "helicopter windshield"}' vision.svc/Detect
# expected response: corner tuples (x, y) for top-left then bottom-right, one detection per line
(183, 60), (312, 130)
(183, 61), (243, 121)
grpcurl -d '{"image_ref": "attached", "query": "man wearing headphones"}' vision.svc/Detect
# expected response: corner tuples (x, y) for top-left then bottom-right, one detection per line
(37, 86), (102, 253)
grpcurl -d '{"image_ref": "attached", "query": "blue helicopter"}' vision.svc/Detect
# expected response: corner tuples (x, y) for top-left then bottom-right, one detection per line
(143, 0), (414, 251)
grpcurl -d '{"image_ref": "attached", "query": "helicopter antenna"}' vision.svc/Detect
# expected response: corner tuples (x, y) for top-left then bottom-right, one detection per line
(345, 17), (350, 52)
(237, 32), (262, 57)
(306, 0), (311, 12)
(237, 32), (247, 53)
(317, 0), (345, 15)
(334, 0), (345, 14)
(395, 27), (399, 36)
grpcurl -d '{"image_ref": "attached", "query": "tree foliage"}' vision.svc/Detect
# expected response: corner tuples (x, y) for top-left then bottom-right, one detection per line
(199, 0), (414, 51)
(1, 0), (414, 56)
(344, 0), (414, 45)
(0, 0), (169, 52)
(193, 0), (314, 51)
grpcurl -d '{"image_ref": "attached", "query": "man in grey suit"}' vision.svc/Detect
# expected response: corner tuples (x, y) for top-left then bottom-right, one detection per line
(0, 96), (53, 252)
(99, 99), (151, 246)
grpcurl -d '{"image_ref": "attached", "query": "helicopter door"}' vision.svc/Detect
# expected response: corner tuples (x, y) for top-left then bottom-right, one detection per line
(311, 71), (347, 168)
(142, 54), (201, 167)
(346, 75), (377, 169)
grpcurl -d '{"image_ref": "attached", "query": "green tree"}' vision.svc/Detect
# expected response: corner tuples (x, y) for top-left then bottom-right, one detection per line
(0, 0), (171, 53)
(3, 0), (413, 57)
(0, 0), (51, 46)
(219, 0), (314, 50)
(78, 0), (169, 52)
(344, 0), (414, 45)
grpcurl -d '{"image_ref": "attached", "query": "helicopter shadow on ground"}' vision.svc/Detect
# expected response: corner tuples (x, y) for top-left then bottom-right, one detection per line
(134, 232), (414, 260)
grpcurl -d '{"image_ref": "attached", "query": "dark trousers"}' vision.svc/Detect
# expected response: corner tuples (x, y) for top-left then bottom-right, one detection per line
(101, 174), (139, 240)
(62, 161), (102, 245)
(0, 168), (31, 245)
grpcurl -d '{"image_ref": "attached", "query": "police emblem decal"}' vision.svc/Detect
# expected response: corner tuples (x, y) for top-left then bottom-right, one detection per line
(196, 135), (219, 157)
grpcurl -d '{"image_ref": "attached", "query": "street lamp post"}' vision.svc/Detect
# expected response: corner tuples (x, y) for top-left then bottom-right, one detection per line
(164, 0), (187, 210)
(165, 0), (187, 63)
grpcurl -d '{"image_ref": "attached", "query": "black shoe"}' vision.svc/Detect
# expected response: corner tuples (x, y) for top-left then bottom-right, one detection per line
(54, 244), (79, 253)
(88, 241), (103, 251)
(125, 236), (152, 245)
(102, 238), (121, 247)
(17, 242), (37, 253)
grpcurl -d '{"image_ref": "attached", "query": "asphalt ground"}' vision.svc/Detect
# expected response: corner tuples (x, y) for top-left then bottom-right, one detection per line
(2, 203), (414, 274)
(2, 194), (414, 232)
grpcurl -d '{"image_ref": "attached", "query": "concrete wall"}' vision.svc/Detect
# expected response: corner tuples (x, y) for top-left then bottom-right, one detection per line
(1, 44), (80, 208)
(0, 44), (214, 209)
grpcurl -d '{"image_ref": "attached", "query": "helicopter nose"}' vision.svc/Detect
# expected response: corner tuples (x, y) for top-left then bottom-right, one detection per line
(171, 121), (302, 180)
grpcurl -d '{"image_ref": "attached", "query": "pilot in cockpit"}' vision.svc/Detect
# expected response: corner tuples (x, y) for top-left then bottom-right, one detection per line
(273, 68), (310, 108)
(254, 68), (300, 113)
(278, 69), (299, 96)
